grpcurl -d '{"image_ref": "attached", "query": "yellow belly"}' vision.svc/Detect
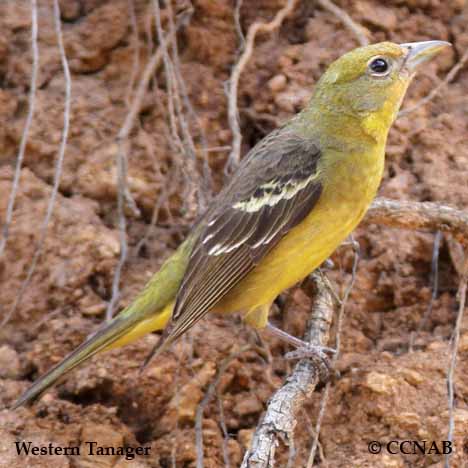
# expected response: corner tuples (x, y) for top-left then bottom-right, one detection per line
(213, 147), (385, 317)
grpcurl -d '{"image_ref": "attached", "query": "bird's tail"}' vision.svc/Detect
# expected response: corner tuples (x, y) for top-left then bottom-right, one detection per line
(12, 236), (195, 409)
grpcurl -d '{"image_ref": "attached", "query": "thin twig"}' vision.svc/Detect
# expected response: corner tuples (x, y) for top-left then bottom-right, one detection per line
(409, 230), (442, 350)
(317, 0), (368, 47)
(225, 0), (298, 173)
(233, 0), (245, 51)
(2, 0), (71, 326)
(165, 0), (210, 208)
(241, 274), (334, 467)
(135, 167), (173, 256)
(104, 8), (188, 321)
(105, 50), (165, 322)
(335, 237), (360, 356)
(125, 0), (140, 108)
(153, 0), (201, 220)
(307, 241), (360, 467)
(106, 145), (129, 321)
(113, 3), (189, 179)
(445, 253), (468, 468)
(301, 409), (328, 467)
(216, 389), (231, 468)
(0, 0), (39, 260)
(365, 198), (468, 245)
(171, 355), (182, 468)
(196, 346), (251, 468)
(400, 47), (468, 116)
(216, 388), (231, 468)
(286, 436), (296, 468)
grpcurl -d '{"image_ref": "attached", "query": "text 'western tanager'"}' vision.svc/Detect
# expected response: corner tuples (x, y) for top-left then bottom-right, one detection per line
(13, 40), (450, 408)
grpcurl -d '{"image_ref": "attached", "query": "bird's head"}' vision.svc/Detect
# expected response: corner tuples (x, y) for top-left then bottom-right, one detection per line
(310, 40), (450, 142)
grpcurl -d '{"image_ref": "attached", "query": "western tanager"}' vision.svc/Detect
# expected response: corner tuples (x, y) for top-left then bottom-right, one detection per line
(13, 40), (449, 408)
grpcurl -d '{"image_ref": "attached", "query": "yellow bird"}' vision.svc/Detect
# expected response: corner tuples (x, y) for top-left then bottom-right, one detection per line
(13, 40), (449, 408)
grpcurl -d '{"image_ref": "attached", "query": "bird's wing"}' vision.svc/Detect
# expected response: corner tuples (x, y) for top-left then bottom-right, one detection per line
(154, 129), (323, 355)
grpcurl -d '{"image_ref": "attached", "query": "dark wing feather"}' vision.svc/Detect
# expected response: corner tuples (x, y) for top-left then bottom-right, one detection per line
(155, 129), (323, 354)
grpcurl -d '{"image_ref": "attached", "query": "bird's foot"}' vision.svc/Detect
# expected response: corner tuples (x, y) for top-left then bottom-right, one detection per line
(285, 344), (336, 383)
(285, 343), (335, 360)
(265, 322), (336, 383)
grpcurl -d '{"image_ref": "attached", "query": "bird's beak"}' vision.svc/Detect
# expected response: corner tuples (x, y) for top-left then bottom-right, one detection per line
(400, 40), (451, 72)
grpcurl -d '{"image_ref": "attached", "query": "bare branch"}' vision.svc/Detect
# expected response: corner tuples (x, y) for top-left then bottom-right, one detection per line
(152, 0), (202, 221)
(165, 0), (211, 208)
(117, 2), (192, 146)
(0, 0), (39, 260)
(365, 198), (468, 245)
(400, 47), (468, 117)
(2, 0), (71, 326)
(105, 7), (190, 321)
(445, 253), (467, 468)
(241, 274), (334, 468)
(317, 0), (369, 47)
(226, 0), (298, 172)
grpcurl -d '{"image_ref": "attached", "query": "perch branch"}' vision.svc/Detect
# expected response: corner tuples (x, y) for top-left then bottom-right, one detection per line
(226, 0), (298, 172)
(317, 0), (368, 47)
(241, 195), (468, 466)
(0, 0), (39, 260)
(241, 274), (334, 468)
(365, 198), (468, 245)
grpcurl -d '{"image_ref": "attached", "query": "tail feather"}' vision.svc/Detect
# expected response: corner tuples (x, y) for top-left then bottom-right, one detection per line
(12, 312), (149, 408)
(12, 235), (196, 409)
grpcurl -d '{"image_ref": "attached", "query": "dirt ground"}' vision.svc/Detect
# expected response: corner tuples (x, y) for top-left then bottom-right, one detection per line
(0, 0), (467, 467)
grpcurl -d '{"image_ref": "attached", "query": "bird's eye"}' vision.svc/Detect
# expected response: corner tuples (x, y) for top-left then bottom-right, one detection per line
(368, 57), (390, 76)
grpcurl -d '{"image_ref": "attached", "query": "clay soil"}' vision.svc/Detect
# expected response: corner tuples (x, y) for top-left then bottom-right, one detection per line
(1, 0), (467, 467)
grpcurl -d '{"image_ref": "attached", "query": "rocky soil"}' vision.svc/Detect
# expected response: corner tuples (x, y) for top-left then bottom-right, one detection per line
(0, 0), (467, 467)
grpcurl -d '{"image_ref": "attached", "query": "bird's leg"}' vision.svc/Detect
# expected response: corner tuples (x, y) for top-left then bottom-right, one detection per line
(265, 322), (335, 356)
(264, 322), (335, 381)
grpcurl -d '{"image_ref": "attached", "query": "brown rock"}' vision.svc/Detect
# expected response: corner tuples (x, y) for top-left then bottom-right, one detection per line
(0, 345), (21, 379)
(363, 372), (397, 395)
(399, 369), (425, 386)
(77, 424), (124, 468)
(355, 1), (397, 31)
(267, 74), (287, 93)
(234, 395), (263, 416)
(166, 361), (216, 423)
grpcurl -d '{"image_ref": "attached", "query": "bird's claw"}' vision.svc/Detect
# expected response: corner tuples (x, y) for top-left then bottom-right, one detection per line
(285, 343), (335, 360)
(285, 344), (336, 383)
